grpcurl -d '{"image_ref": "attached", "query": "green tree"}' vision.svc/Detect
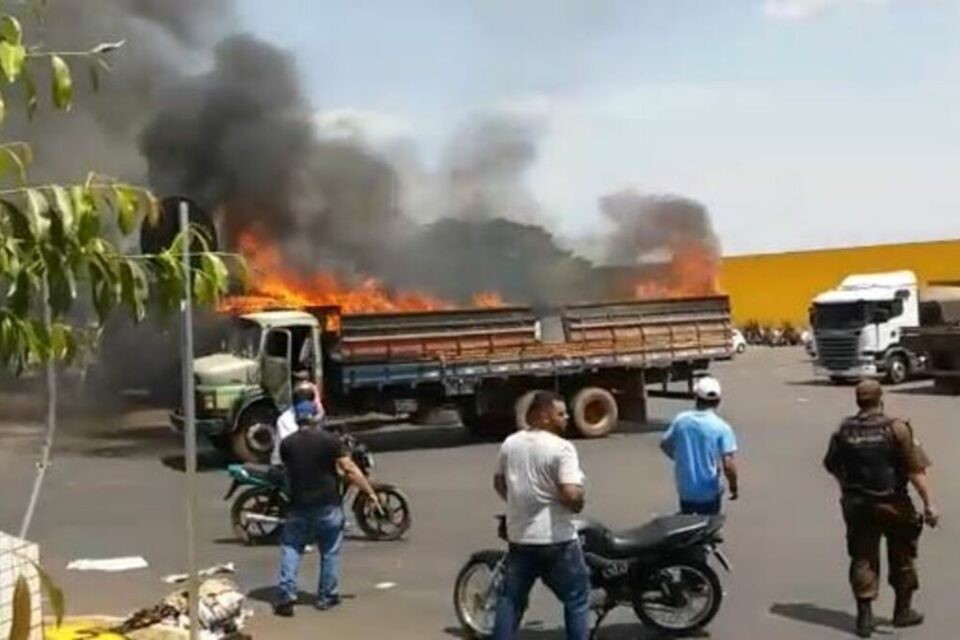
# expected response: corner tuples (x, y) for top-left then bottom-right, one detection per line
(0, 6), (233, 540)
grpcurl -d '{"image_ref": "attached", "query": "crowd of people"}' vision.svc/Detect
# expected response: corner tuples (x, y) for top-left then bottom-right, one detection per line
(267, 372), (937, 640)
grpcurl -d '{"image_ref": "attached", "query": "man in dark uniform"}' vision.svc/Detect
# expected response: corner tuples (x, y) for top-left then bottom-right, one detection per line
(824, 380), (939, 638)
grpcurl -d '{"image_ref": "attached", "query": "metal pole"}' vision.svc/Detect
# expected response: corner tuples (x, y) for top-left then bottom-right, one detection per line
(179, 201), (200, 640)
(19, 278), (57, 539)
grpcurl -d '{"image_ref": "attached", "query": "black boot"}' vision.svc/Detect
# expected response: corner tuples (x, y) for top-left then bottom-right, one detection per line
(855, 599), (874, 638)
(893, 592), (924, 628)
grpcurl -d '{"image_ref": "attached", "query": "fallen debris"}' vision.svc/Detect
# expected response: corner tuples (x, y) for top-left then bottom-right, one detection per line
(162, 563), (235, 585)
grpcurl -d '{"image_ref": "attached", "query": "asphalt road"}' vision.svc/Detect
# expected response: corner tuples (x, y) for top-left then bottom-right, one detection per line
(2, 348), (959, 639)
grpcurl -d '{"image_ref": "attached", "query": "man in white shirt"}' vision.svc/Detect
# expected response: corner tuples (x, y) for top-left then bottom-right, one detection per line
(271, 380), (325, 466)
(492, 391), (589, 640)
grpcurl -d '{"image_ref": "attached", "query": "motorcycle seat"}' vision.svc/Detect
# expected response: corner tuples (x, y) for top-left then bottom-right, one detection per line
(240, 464), (282, 481)
(584, 515), (721, 559)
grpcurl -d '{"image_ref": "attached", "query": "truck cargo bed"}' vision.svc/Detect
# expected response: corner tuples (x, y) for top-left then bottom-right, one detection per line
(325, 296), (733, 390)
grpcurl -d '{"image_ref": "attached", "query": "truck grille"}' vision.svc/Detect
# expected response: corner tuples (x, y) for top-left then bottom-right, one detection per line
(816, 334), (859, 369)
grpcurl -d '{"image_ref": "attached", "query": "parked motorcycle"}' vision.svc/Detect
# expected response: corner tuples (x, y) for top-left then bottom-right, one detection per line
(454, 513), (729, 639)
(225, 432), (411, 544)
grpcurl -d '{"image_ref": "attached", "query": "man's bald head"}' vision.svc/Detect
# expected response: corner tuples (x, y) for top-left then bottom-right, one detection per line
(855, 379), (883, 410)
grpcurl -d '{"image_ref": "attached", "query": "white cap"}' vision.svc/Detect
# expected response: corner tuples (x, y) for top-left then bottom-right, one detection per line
(694, 376), (722, 401)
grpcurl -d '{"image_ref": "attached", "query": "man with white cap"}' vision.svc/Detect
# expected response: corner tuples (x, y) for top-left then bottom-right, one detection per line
(660, 375), (739, 515)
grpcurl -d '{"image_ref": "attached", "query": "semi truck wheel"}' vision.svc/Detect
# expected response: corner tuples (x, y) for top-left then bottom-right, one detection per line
(232, 403), (279, 463)
(885, 354), (909, 385)
(514, 390), (538, 431)
(570, 387), (618, 438)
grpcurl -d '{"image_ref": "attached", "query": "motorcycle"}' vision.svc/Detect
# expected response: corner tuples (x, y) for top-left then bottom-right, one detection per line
(224, 432), (411, 544)
(454, 513), (729, 639)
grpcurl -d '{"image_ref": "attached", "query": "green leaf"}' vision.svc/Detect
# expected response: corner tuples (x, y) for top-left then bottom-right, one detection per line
(201, 252), (229, 294)
(18, 553), (66, 626)
(8, 269), (33, 316)
(0, 15), (23, 45)
(49, 185), (73, 230)
(47, 257), (77, 316)
(50, 54), (72, 110)
(119, 259), (148, 322)
(22, 65), (37, 119)
(114, 185), (140, 235)
(88, 256), (119, 324)
(0, 40), (25, 82)
(8, 574), (31, 640)
(0, 143), (28, 182)
(25, 188), (50, 237)
(72, 186), (98, 244)
(0, 87), (5, 125)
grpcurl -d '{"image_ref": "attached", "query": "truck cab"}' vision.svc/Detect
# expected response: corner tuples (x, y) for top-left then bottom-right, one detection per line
(810, 271), (920, 384)
(178, 310), (322, 461)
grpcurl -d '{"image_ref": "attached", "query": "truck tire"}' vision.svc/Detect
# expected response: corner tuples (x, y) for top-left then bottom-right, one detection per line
(232, 403), (279, 463)
(885, 354), (909, 386)
(514, 390), (538, 431)
(571, 387), (618, 438)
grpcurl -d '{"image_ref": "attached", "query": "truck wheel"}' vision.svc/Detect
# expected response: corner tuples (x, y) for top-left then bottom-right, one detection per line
(514, 391), (538, 431)
(885, 354), (909, 386)
(571, 387), (618, 438)
(232, 404), (279, 463)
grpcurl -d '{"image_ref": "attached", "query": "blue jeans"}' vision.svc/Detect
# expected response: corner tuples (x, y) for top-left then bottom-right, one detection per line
(277, 504), (344, 604)
(492, 541), (590, 640)
(680, 496), (722, 515)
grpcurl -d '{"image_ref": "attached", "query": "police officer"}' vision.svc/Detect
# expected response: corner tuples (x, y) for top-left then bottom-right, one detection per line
(823, 380), (939, 638)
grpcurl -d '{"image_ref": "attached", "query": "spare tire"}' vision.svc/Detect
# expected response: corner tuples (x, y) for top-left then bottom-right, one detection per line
(571, 387), (618, 438)
(514, 390), (539, 431)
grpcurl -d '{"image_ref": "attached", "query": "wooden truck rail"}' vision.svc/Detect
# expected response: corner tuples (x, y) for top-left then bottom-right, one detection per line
(325, 296), (733, 391)
(329, 296), (732, 366)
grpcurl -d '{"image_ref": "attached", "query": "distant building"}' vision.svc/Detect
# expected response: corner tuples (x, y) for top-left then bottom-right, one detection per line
(720, 238), (960, 326)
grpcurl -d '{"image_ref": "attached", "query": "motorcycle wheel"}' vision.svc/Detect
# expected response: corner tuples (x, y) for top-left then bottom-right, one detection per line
(353, 483), (412, 541)
(231, 486), (286, 545)
(632, 560), (722, 635)
(453, 551), (506, 639)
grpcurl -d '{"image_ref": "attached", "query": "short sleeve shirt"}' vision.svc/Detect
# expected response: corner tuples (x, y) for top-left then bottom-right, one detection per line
(280, 428), (346, 508)
(661, 410), (738, 503)
(496, 430), (585, 545)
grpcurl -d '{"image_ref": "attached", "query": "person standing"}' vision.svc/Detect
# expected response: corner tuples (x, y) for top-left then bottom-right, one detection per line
(274, 398), (379, 617)
(492, 391), (589, 640)
(660, 376), (739, 515)
(823, 380), (938, 638)
(271, 378), (326, 466)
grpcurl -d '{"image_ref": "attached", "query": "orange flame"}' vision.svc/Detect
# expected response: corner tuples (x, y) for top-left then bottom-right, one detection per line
(219, 232), (504, 315)
(633, 244), (720, 299)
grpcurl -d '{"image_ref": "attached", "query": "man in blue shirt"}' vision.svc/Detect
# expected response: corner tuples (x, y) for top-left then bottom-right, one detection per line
(660, 376), (739, 515)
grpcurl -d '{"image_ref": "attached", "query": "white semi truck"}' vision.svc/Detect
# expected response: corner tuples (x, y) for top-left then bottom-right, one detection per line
(810, 271), (922, 384)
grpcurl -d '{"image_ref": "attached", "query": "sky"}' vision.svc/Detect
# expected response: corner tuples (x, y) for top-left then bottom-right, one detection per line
(235, 0), (960, 256)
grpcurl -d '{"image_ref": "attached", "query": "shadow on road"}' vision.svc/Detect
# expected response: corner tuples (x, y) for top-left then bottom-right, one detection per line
(355, 419), (669, 454)
(784, 379), (843, 388)
(246, 585), (356, 606)
(161, 449), (233, 473)
(443, 623), (666, 639)
(890, 383), (958, 397)
(769, 602), (889, 634)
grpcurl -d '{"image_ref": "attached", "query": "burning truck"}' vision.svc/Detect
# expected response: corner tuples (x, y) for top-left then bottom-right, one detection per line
(171, 295), (733, 463)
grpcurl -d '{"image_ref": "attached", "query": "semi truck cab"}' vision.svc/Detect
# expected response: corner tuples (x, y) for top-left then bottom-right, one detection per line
(810, 271), (920, 384)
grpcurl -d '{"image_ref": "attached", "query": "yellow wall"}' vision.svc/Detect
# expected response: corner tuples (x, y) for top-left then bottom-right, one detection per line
(720, 239), (960, 326)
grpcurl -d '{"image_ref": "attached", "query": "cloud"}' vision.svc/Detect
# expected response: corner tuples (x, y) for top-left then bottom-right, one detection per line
(314, 108), (415, 147)
(763, 0), (891, 21)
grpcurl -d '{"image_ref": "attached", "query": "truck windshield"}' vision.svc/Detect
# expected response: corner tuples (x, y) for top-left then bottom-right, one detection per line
(228, 320), (262, 359)
(813, 302), (866, 330)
